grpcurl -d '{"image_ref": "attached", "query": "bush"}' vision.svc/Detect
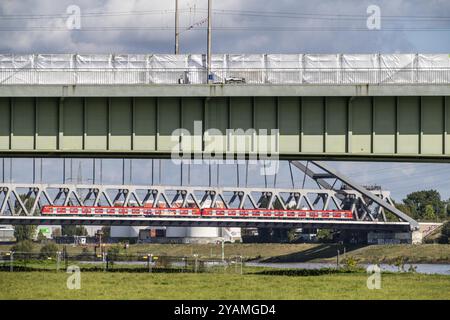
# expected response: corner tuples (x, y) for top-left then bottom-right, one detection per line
(439, 221), (450, 244)
(254, 268), (355, 276)
(37, 230), (47, 243)
(40, 242), (59, 259)
(394, 256), (406, 272)
(107, 244), (123, 261)
(342, 256), (360, 271)
(11, 240), (34, 253)
(316, 229), (333, 242)
(10, 240), (35, 260)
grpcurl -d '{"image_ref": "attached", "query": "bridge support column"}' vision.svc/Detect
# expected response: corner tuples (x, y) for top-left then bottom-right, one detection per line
(367, 230), (423, 245)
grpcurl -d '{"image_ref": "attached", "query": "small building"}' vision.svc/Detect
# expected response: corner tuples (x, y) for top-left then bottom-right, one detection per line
(0, 225), (15, 242)
(138, 227), (166, 242)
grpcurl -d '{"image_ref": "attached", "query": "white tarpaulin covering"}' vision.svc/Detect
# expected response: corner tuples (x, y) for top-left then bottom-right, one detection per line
(0, 54), (34, 84)
(266, 54), (302, 84)
(303, 54), (340, 84)
(379, 54), (416, 83)
(341, 54), (379, 84)
(0, 53), (449, 85)
(417, 54), (450, 83)
(224, 54), (265, 84)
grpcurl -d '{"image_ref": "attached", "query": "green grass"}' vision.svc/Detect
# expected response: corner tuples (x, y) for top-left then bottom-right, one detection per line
(0, 271), (449, 300)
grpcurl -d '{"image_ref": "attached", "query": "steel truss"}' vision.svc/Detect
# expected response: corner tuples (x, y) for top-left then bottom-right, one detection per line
(0, 161), (418, 230)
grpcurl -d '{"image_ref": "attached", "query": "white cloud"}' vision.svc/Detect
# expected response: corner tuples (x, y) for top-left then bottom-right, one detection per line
(2, 0), (448, 53)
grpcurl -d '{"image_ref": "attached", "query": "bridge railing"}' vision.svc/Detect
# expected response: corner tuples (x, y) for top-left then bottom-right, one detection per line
(1, 67), (450, 85)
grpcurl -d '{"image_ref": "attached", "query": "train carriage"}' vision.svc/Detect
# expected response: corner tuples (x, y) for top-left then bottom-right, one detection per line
(41, 206), (353, 220)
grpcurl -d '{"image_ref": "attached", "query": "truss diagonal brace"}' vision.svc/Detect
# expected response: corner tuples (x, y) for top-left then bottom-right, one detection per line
(290, 161), (334, 190)
(311, 161), (419, 230)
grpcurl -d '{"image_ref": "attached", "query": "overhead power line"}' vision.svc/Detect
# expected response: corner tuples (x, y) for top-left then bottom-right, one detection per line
(0, 26), (449, 32)
(0, 9), (185, 20)
(208, 9), (450, 21)
(0, 8), (449, 21)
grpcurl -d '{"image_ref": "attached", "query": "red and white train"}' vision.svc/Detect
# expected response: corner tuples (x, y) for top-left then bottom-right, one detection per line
(41, 205), (353, 220)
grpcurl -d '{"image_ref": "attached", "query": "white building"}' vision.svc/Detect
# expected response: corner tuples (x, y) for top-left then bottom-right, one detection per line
(0, 225), (15, 242)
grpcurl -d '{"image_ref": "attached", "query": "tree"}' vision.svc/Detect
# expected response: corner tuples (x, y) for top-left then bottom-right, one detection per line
(75, 226), (88, 236)
(12, 194), (37, 241)
(101, 226), (111, 240)
(62, 225), (88, 237)
(36, 230), (47, 243)
(62, 225), (76, 236)
(14, 225), (37, 241)
(423, 205), (437, 221)
(403, 190), (446, 220)
(52, 228), (62, 238)
(446, 199), (450, 218)
(393, 203), (414, 220)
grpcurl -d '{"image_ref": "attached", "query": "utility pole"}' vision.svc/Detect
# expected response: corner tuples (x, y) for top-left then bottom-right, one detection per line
(207, 0), (212, 83)
(174, 0), (180, 54)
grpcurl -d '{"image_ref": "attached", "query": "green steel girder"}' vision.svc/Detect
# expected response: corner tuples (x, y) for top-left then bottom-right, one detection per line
(0, 96), (449, 160)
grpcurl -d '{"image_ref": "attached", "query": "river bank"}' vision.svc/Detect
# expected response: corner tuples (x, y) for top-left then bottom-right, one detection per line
(1, 243), (449, 264)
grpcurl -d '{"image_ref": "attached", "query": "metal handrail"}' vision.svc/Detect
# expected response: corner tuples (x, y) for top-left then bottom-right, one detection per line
(1, 67), (450, 85)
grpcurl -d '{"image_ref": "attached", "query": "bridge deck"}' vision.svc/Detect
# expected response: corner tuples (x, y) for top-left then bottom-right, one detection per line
(0, 94), (448, 160)
(0, 216), (412, 231)
(1, 54), (449, 160)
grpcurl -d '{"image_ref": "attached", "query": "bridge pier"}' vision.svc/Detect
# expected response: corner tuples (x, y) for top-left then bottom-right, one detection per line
(367, 230), (423, 245)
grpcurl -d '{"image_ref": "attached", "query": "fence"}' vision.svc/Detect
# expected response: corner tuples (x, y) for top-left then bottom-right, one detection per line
(0, 250), (244, 274)
(1, 67), (450, 85)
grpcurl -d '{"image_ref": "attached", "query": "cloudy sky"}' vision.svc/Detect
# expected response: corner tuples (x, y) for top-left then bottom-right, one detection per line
(0, 0), (449, 202)
(0, 0), (449, 53)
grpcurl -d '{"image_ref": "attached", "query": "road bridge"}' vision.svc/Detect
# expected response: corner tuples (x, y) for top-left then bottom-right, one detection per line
(0, 53), (449, 161)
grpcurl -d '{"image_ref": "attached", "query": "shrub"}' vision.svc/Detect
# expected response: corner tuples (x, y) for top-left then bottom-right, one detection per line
(316, 229), (333, 242)
(254, 268), (354, 277)
(439, 221), (450, 244)
(342, 256), (360, 271)
(107, 244), (123, 261)
(11, 240), (35, 260)
(36, 230), (47, 243)
(11, 240), (34, 253)
(40, 242), (59, 259)
(394, 256), (406, 272)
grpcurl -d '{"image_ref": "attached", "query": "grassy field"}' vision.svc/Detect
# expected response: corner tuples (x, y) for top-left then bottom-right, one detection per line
(0, 271), (449, 300)
(1, 243), (449, 264)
